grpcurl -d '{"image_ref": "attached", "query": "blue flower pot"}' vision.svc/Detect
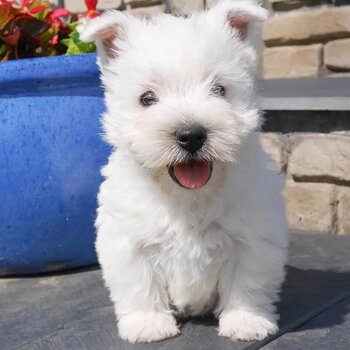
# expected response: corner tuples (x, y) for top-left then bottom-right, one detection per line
(0, 54), (109, 275)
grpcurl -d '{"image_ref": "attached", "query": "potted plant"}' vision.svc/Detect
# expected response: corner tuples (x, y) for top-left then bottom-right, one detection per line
(0, 0), (109, 275)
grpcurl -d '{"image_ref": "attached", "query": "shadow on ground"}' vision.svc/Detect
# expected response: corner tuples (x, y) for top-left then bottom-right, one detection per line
(179, 266), (350, 333)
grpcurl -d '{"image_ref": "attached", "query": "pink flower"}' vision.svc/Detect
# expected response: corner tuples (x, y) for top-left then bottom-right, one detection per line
(47, 8), (69, 28)
(49, 33), (58, 45)
(48, 8), (69, 20)
(28, 4), (46, 14)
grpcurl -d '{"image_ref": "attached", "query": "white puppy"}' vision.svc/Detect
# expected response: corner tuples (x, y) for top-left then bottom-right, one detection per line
(80, 0), (289, 344)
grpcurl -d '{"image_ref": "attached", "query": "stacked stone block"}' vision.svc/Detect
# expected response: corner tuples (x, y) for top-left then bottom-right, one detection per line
(260, 132), (350, 235)
(262, 2), (350, 78)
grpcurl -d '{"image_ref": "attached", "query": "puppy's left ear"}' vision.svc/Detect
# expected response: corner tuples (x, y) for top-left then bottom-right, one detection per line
(207, 0), (268, 40)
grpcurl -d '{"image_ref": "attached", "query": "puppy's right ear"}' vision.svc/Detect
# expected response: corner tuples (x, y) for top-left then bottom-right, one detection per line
(207, 0), (268, 41)
(78, 11), (128, 65)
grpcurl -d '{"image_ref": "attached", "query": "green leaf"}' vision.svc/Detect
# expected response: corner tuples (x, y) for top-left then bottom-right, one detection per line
(61, 37), (81, 55)
(61, 26), (96, 55)
(66, 43), (81, 55)
(0, 4), (13, 31)
(65, 21), (80, 32)
(70, 30), (80, 41)
(39, 26), (57, 44)
(61, 37), (73, 47)
(76, 40), (96, 53)
(0, 42), (9, 56)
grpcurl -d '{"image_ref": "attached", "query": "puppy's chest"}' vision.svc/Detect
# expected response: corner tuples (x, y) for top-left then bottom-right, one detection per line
(160, 221), (229, 267)
(158, 223), (232, 315)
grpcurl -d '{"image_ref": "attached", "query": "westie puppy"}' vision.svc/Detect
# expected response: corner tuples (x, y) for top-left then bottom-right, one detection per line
(80, 0), (288, 344)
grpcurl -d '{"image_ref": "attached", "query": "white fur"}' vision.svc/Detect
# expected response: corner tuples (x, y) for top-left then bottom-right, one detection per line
(80, 0), (288, 344)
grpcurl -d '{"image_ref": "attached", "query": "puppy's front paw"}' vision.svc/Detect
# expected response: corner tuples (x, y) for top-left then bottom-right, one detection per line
(118, 311), (180, 343)
(218, 309), (278, 341)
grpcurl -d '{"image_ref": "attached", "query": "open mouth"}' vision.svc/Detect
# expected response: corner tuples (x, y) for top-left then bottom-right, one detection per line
(168, 160), (213, 189)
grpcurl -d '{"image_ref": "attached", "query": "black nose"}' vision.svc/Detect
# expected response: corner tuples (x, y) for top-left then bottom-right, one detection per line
(175, 125), (207, 155)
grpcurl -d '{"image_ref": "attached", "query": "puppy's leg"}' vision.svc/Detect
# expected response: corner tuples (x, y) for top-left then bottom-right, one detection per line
(118, 310), (179, 344)
(96, 227), (179, 343)
(217, 238), (287, 341)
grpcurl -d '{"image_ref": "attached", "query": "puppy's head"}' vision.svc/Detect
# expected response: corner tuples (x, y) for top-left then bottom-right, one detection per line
(79, 0), (267, 193)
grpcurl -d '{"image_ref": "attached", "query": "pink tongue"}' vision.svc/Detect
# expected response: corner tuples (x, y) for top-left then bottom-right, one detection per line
(174, 161), (211, 189)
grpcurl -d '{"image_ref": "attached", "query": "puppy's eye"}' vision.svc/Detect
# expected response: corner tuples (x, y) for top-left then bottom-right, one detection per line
(140, 91), (158, 107)
(211, 84), (226, 98)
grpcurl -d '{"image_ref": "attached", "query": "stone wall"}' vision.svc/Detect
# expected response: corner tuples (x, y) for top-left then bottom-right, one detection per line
(262, 1), (350, 79)
(261, 115), (350, 235)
